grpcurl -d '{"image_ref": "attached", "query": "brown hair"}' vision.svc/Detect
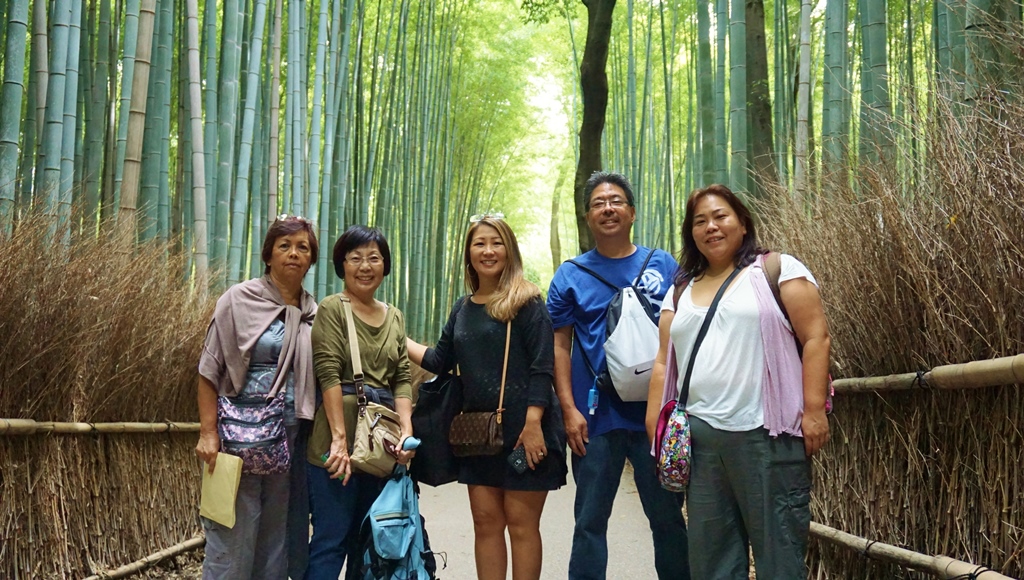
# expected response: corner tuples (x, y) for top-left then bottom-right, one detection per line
(262, 216), (319, 275)
(462, 217), (540, 322)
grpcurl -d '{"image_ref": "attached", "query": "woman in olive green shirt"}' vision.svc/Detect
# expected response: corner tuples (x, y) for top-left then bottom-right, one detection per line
(305, 225), (415, 580)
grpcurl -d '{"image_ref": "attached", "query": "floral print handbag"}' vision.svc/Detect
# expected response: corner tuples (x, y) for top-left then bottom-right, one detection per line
(217, 391), (291, 475)
(656, 343), (691, 492)
(656, 267), (741, 492)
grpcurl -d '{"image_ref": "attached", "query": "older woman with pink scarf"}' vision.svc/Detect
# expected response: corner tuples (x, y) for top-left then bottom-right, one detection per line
(646, 185), (831, 580)
(195, 216), (319, 580)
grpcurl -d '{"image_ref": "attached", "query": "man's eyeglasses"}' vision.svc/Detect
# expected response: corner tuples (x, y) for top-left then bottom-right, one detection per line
(469, 212), (505, 223)
(588, 198), (628, 211)
(345, 254), (384, 267)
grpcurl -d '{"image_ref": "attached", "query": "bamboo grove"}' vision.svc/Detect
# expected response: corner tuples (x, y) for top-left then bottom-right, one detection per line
(0, 0), (543, 341)
(2, 0), (1022, 330)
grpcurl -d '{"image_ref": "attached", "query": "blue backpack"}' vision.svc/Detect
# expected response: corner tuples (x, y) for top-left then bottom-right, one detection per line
(357, 466), (437, 580)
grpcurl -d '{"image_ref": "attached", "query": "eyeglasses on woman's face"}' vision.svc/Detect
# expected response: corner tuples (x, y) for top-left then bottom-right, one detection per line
(345, 253), (383, 267)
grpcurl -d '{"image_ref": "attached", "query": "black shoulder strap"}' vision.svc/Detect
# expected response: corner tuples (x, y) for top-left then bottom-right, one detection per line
(568, 247), (657, 292)
(679, 266), (742, 405)
(572, 329), (600, 379)
(763, 251), (788, 321)
(634, 248), (655, 288)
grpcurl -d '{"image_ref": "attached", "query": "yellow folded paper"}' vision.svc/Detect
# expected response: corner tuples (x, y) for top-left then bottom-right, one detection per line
(200, 453), (243, 528)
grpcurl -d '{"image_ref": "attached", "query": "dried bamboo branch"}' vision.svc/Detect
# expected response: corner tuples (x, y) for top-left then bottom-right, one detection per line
(810, 522), (1013, 579)
(833, 354), (1024, 393)
(0, 418), (200, 435)
(81, 535), (205, 580)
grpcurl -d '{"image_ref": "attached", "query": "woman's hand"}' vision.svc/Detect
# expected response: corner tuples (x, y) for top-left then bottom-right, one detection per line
(515, 407), (547, 469)
(396, 435), (417, 465)
(195, 376), (220, 473)
(802, 407), (829, 456)
(195, 430), (220, 473)
(325, 437), (352, 484)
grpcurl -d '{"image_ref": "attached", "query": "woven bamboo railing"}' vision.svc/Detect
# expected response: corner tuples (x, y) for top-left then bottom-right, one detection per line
(0, 418), (200, 434)
(81, 536), (206, 580)
(810, 523), (1015, 579)
(831, 353), (1024, 393)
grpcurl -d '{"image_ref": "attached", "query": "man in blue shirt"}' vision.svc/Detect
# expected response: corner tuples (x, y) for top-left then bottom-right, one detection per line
(547, 171), (689, 580)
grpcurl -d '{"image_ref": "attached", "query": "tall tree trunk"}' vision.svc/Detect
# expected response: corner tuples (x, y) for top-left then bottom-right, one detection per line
(573, 0), (615, 253)
(39, 0), (73, 233)
(0, 0), (28, 235)
(83, 0), (110, 232)
(822, 0), (848, 177)
(57, 0), (84, 245)
(794, 0), (812, 197)
(116, 0), (157, 242)
(697, 0), (714, 185)
(227, 0), (268, 285)
(550, 165), (567, 272)
(965, 0), (1013, 105)
(185, 0), (208, 294)
(745, 0), (775, 196)
(267, 0), (282, 220)
(714, 0), (728, 182)
(728, 0), (747, 193)
(859, 0), (892, 164)
(212, 0), (242, 284)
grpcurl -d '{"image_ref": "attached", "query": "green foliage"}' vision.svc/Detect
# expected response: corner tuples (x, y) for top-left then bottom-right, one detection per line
(519, 0), (577, 25)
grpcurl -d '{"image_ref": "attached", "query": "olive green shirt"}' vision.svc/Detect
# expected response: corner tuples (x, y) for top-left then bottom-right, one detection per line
(306, 294), (412, 467)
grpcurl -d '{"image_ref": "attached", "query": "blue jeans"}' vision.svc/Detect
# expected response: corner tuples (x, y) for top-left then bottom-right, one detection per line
(569, 429), (690, 580)
(304, 465), (384, 580)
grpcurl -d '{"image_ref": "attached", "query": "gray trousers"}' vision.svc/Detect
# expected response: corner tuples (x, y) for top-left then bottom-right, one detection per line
(202, 469), (290, 580)
(686, 415), (812, 580)
(203, 425), (309, 580)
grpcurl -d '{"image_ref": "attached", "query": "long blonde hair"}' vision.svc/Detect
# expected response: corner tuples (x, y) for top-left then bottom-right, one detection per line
(462, 217), (540, 322)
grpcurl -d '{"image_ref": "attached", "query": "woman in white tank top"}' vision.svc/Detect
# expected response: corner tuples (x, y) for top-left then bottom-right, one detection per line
(645, 184), (831, 580)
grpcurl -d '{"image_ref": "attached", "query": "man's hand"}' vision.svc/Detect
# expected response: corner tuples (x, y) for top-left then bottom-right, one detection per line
(564, 407), (590, 457)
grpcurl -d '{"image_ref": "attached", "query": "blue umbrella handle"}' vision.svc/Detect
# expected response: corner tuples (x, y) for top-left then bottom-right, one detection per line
(402, 436), (421, 451)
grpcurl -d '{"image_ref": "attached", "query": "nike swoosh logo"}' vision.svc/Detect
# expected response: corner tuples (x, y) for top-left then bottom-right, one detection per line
(634, 368), (651, 375)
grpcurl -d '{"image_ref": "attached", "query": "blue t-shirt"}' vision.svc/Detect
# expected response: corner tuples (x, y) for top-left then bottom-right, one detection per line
(547, 245), (677, 436)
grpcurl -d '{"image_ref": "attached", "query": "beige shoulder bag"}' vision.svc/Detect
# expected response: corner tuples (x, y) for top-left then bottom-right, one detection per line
(343, 297), (403, 478)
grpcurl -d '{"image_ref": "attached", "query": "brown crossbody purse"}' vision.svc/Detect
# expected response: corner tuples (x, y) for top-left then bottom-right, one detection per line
(447, 321), (511, 457)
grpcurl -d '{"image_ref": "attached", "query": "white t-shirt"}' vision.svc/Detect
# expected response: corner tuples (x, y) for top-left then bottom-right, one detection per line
(662, 255), (816, 432)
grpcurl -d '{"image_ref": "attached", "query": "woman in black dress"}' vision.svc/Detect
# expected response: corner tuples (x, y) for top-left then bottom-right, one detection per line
(408, 215), (566, 580)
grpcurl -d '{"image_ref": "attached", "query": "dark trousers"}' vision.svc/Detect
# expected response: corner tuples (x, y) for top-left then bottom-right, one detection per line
(304, 466), (384, 580)
(686, 415), (812, 580)
(569, 429), (690, 580)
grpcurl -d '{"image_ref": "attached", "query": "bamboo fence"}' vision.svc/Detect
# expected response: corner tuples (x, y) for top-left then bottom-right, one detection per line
(81, 535), (205, 580)
(2, 356), (1022, 577)
(807, 375), (1023, 577)
(0, 434), (201, 578)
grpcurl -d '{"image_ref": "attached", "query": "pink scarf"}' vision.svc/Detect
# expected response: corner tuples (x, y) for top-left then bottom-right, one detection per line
(750, 255), (805, 437)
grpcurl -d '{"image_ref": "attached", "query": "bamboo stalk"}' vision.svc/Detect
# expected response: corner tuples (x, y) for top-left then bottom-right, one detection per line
(832, 354), (1024, 393)
(0, 419), (200, 435)
(810, 522), (1013, 579)
(81, 535), (205, 580)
